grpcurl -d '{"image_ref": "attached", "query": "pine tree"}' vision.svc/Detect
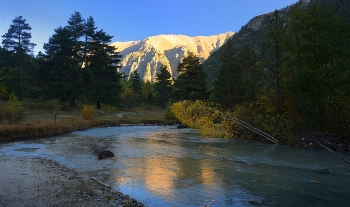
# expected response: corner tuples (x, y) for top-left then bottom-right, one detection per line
(1, 16), (36, 100)
(141, 81), (155, 104)
(41, 26), (77, 105)
(39, 13), (122, 109)
(236, 45), (259, 103)
(131, 70), (142, 95)
(212, 38), (244, 109)
(155, 65), (173, 109)
(262, 10), (285, 115)
(86, 27), (122, 109)
(66, 12), (85, 107)
(283, 1), (350, 131)
(173, 51), (208, 102)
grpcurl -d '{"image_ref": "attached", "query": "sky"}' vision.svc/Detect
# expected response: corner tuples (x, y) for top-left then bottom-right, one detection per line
(0, 0), (298, 55)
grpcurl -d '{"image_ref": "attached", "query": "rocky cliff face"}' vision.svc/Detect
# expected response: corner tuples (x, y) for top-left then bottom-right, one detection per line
(111, 32), (234, 82)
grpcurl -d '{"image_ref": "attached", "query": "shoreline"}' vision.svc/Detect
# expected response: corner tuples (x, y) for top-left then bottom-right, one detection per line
(0, 155), (145, 207)
(0, 118), (178, 143)
(1, 120), (349, 151)
(0, 123), (349, 206)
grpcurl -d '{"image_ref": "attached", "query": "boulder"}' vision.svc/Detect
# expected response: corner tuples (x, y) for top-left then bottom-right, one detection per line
(98, 150), (115, 160)
(177, 124), (188, 129)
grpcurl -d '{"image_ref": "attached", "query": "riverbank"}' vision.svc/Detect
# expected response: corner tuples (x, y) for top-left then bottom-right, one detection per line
(0, 103), (177, 143)
(0, 155), (145, 207)
(0, 118), (177, 142)
(1, 118), (348, 152)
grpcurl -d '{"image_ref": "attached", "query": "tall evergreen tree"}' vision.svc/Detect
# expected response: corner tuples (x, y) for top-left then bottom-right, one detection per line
(155, 65), (173, 109)
(85, 28), (122, 109)
(41, 26), (77, 105)
(39, 12), (85, 107)
(141, 81), (155, 104)
(66, 12), (85, 106)
(284, 1), (350, 131)
(131, 70), (142, 95)
(212, 38), (244, 109)
(262, 10), (285, 115)
(236, 45), (259, 102)
(67, 11), (85, 43)
(172, 51), (208, 101)
(39, 12), (122, 109)
(81, 16), (97, 67)
(1, 16), (36, 100)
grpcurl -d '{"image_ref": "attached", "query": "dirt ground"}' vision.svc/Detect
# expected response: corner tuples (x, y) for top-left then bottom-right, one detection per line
(0, 156), (144, 207)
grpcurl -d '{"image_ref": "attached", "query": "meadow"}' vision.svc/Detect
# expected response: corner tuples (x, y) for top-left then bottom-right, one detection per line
(0, 101), (177, 142)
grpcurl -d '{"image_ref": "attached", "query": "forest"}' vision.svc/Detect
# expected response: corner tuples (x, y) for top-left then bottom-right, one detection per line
(0, 0), (349, 147)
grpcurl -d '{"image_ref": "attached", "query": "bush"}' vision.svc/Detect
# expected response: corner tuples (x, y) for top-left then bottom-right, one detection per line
(164, 107), (177, 120)
(81, 105), (94, 120)
(3, 92), (24, 124)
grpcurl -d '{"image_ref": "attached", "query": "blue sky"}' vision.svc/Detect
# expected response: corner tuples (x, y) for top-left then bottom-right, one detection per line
(0, 0), (297, 54)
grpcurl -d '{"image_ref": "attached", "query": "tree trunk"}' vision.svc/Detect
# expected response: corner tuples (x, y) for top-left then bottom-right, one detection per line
(69, 97), (76, 107)
(96, 100), (101, 109)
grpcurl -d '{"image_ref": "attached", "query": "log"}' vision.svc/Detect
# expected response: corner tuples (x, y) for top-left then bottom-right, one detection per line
(313, 140), (350, 165)
(91, 176), (111, 189)
(299, 173), (320, 184)
(222, 157), (250, 165)
(326, 156), (350, 172)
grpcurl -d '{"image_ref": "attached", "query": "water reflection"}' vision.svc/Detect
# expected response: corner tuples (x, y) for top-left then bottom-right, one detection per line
(0, 125), (349, 206)
(144, 155), (177, 198)
(199, 159), (217, 186)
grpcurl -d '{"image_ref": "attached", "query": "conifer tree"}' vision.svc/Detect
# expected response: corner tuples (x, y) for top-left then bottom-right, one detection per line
(39, 12), (122, 109)
(172, 51), (208, 102)
(212, 38), (244, 109)
(66, 11), (85, 106)
(1, 16), (36, 100)
(283, 1), (350, 131)
(155, 65), (173, 109)
(86, 27), (122, 109)
(262, 10), (285, 115)
(236, 45), (259, 102)
(41, 26), (77, 105)
(131, 70), (142, 95)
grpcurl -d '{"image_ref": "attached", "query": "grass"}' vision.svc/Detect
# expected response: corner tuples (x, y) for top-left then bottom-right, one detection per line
(0, 101), (178, 142)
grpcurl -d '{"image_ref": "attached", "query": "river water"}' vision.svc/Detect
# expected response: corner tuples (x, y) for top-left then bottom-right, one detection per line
(0, 125), (349, 206)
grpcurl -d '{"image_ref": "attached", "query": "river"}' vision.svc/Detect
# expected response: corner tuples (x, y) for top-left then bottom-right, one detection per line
(0, 125), (349, 206)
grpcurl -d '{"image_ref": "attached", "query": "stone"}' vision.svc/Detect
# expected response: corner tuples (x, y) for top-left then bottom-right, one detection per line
(98, 150), (115, 160)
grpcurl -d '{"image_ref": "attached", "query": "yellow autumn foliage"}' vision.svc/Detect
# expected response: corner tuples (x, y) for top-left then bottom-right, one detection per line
(171, 100), (237, 139)
(81, 105), (94, 120)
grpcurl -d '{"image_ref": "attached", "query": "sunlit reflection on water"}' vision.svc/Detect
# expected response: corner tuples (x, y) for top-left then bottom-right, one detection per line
(0, 125), (349, 206)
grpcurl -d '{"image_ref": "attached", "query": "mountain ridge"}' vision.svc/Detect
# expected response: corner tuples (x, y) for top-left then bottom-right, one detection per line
(111, 32), (234, 82)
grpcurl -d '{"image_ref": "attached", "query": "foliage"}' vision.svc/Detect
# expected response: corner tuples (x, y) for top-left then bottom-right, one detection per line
(203, 0), (350, 138)
(38, 12), (122, 109)
(212, 38), (244, 109)
(141, 81), (156, 104)
(131, 70), (142, 95)
(81, 105), (94, 120)
(120, 89), (139, 109)
(172, 51), (208, 102)
(0, 80), (8, 100)
(281, 1), (350, 132)
(164, 107), (177, 120)
(236, 45), (260, 102)
(1, 16), (36, 100)
(261, 9), (285, 115)
(171, 100), (236, 138)
(154, 65), (173, 109)
(3, 92), (24, 124)
(84, 22), (122, 109)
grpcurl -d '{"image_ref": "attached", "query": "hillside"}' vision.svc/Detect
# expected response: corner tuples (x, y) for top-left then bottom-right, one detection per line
(203, 0), (350, 87)
(111, 32), (234, 82)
